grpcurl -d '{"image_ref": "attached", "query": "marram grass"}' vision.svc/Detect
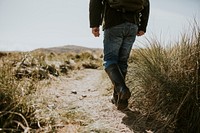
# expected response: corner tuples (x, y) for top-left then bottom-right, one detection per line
(128, 23), (200, 132)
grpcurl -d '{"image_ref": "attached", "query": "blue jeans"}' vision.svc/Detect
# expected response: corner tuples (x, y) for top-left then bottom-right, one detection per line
(103, 22), (138, 74)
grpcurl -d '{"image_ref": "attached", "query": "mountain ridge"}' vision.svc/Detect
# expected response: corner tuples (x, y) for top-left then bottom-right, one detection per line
(33, 45), (102, 53)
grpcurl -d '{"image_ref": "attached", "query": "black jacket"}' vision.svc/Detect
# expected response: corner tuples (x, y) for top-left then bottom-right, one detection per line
(89, 0), (150, 32)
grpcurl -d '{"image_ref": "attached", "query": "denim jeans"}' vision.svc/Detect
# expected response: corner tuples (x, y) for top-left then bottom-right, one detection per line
(103, 22), (138, 74)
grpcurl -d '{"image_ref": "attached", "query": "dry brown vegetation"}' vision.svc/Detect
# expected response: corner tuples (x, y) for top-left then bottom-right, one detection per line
(0, 48), (103, 132)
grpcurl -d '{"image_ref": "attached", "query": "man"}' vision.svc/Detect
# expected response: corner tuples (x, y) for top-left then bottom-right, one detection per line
(89, 0), (150, 110)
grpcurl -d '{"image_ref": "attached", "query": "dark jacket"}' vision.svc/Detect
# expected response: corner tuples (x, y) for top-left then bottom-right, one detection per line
(89, 0), (150, 32)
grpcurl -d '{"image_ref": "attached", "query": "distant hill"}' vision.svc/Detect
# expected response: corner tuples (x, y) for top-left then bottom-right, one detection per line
(33, 45), (102, 53)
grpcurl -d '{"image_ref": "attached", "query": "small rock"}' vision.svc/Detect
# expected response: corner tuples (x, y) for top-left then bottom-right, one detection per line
(82, 94), (87, 98)
(71, 90), (77, 94)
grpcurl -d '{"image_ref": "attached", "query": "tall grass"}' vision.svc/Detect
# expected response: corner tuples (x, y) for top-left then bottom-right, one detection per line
(128, 22), (200, 132)
(0, 53), (41, 132)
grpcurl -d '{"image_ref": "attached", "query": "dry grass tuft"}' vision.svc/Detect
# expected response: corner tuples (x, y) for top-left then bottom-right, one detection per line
(0, 53), (38, 132)
(128, 22), (200, 132)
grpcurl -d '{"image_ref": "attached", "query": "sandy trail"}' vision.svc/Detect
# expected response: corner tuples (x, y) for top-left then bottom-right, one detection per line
(35, 69), (135, 133)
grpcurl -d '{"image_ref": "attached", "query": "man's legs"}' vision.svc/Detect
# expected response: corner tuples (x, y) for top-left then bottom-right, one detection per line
(103, 22), (138, 73)
(103, 22), (138, 110)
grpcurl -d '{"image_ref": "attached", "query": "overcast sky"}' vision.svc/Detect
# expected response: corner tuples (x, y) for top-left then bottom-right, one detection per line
(0, 0), (199, 51)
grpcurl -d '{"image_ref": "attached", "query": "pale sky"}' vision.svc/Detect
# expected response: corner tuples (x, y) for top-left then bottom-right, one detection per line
(0, 0), (199, 51)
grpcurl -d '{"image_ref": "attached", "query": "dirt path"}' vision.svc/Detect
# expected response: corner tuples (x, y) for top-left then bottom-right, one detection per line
(35, 69), (135, 133)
